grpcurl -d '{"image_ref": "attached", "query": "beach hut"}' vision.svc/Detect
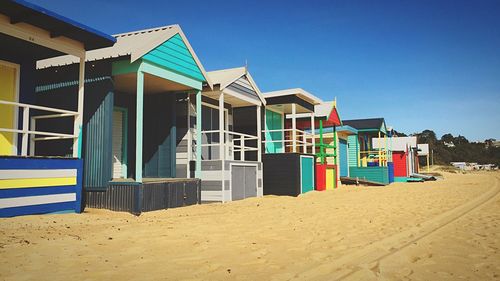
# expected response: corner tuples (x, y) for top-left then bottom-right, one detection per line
(36, 25), (211, 214)
(374, 136), (418, 182)
(342, 118), (391, 185)
(297, 101), (342, 190)
(0, 0), (115, 217)
(261, 88), (322, 196)
(336, 125), (358, 179)
(199, 67), (266, 202)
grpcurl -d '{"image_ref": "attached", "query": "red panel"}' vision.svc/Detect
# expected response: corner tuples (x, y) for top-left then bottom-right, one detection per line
(392, 151), (407, 177)
(316, 164), (326, 191)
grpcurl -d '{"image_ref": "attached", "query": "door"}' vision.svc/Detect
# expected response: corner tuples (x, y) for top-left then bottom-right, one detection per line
(339, 139), (348, 177)
(112, 109), (126, 179)
(265, 109), (283, 153)
(300, 156), (314, 193)
(0, 61), (19, 156)
(231, 164), (257, 201)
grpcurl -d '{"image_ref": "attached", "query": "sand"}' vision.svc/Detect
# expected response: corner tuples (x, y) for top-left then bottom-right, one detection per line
(1, 170), (499, 280)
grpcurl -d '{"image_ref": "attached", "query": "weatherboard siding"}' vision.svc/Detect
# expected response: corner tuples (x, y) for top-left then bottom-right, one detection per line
(349, 166), (389, 184)
(347, 135), (358, 167)
(142, 33), (204, 82)
(0, 158), (83, 217)
(226, 76), (260, 102)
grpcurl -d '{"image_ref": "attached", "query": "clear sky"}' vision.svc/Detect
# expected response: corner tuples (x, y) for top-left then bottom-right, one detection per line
(31, 0), (500, 141)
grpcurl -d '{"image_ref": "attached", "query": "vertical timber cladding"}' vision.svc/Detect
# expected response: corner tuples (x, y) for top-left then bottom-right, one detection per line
(347, 135), (358, 167)
(339, 138), (349, 176)
(143, 94), (176, 178)
(300, 155), (315, 193)
(85, 179), (201, 215)
(230, 164), (257, 201)
(263, 153), (307, 197)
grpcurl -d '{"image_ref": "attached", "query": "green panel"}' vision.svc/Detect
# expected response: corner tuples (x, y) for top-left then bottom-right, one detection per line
(347, 135), (358, 167)
(142, 33), (205, 82)
(349, 166), (389, 184)
(112, 60), (141, 76)
(140, 60), (203, 90)
(300, 156), (315, 193)
(265, 109), (284, 153)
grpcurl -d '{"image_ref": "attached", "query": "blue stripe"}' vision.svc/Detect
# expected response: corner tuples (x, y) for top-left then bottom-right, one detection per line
(0, 185), (76, 198)
(0, 158), (82, 170)
(0, 201), (75, 217)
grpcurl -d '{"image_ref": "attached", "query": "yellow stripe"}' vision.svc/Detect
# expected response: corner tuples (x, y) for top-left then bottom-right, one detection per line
(0, 177), (76, 189)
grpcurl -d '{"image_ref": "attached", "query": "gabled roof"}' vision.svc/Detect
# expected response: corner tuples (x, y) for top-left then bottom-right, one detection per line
(37, 25), (211, 84)
(264, 88), (322, 105)
(342, 118), (386, 132)
(1, 0), (116, 50)
(207, 66), (266, 105)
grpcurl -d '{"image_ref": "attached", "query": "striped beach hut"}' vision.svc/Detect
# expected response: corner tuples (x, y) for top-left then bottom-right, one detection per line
(199, 67), (266, 202)
(0, 0), (115, 217)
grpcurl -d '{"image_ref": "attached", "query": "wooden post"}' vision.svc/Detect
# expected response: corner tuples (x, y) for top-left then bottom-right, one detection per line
(29, 117), (35, 156)
(378, 131), (381, 166)
(333, 125), (337, 165)
(257, 105), (262, 162)
(292, 103), (296, 153)
(219, 92), (224, 161)
(135, 71), (144, 182)
(311, 113), (315, 154)
(73, 56), (85, 158)
(427, 154), (430, 172)
(21, 107), (29, 156)
(302, 133), (306, 153)
(187, 94), (192, 178)
(319, 120), (324, 164)
(195, 90), (202, 178)
(241, 135), (245, 161)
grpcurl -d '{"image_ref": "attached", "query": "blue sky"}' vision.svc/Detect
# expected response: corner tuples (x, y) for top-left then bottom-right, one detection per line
(32, 0), (500, 141)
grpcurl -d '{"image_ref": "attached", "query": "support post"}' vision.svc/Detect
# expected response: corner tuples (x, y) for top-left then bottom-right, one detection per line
(333, 125), (337, 165)
(257, 105), (262, 162)
(187, 94), (192, 177)
(311, 113), (315, 154)
(378, 131), (381, 166)
(427, 154), (430, 172)
(73, 56), (85, 158)
(219, 92), (225, 161)
(135, 71), (144, 182)
(195, 90), (202, 178)
(292, 103), (296, 153)
(29, 117), (35, 156)
(241, 135), (245, 161)
(219, 92), (225, 202)
(320, 120), (324, 164)
(21, 107), (29, 156)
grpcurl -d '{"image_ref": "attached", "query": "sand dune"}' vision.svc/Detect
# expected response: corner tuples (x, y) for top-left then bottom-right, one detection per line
(1, 171), (498, 280)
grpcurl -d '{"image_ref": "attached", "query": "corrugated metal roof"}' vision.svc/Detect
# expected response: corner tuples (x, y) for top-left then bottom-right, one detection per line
(207, 66), (266, 105)
(36, 24), (211, 86)
(1, 0), (116, 50)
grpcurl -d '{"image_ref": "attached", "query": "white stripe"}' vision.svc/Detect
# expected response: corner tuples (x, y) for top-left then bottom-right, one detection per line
(0, 193), (76, 209)
(0, 169), (77, 180)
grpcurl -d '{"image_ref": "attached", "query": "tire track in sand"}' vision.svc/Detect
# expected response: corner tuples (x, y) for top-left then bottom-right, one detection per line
(297, 175), (500, 281)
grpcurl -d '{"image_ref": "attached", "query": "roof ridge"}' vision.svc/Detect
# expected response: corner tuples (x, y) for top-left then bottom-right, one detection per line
(208, 66), (246, 73)
(113, 24), (178, 38)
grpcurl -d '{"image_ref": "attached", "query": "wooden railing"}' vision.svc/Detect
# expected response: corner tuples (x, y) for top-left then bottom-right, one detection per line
(200, 130), (258, 161)
(263, 128), (315, 153)
(0, 100), (78, 156)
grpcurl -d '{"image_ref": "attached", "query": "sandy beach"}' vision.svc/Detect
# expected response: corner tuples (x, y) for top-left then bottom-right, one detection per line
(1, 170), (499, 280)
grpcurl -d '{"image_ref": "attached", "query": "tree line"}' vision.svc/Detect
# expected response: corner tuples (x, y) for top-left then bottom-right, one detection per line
(411, 130), (500, 166)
